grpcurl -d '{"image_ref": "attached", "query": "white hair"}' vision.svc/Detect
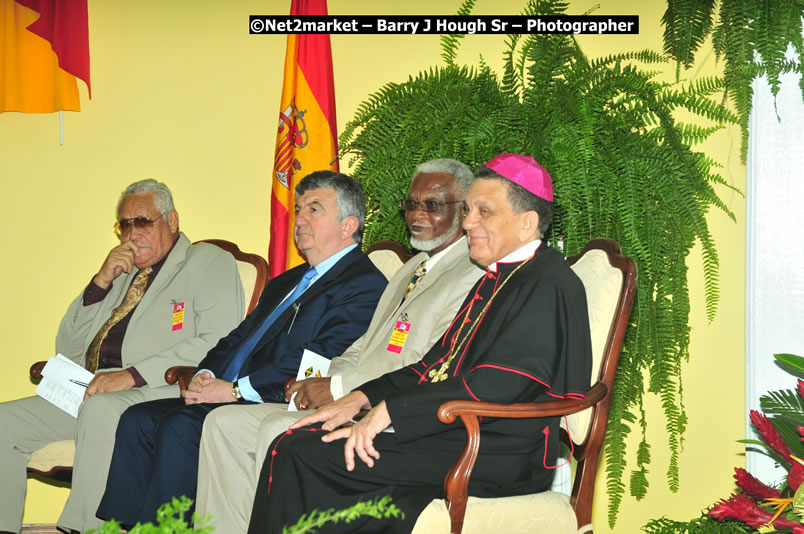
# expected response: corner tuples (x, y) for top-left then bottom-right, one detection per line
(118, 179), (175, 217)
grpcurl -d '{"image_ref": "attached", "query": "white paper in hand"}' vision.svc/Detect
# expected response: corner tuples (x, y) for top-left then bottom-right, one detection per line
(288, 349), (331, 411)
(35, 354), (95, 418)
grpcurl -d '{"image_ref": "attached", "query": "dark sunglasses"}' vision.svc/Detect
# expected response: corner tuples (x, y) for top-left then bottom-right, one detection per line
(114, 214), (163, 237)
(398, 199), (462, 213)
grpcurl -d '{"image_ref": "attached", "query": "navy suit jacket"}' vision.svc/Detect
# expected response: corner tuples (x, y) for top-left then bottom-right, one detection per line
(198, 246), (387, 402)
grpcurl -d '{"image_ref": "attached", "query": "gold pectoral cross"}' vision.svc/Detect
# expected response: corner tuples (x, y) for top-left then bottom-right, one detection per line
(428, 365), (450, 383)
(426, 259), (530, 384)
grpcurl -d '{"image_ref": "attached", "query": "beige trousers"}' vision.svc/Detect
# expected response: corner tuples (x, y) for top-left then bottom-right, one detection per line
(0, 386), (178, 534)
(196, 403), (305, 534)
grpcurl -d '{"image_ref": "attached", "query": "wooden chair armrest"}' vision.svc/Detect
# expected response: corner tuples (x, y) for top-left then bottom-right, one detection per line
(438, 382), (608, 423)
(30, 360), (47, 380)
(164, 366), (198, 391)
(436, 382), (608, 534)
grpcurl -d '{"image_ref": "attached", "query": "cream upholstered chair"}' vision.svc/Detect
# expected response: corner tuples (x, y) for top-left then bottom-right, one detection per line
(412, 238), (637, 534)
(366, 239), (414, 280)
(26, 239), (268, 481)
(195, 239), (268, 316)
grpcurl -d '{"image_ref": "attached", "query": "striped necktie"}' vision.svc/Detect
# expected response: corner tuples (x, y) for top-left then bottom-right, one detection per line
(402, 261), (426, 300)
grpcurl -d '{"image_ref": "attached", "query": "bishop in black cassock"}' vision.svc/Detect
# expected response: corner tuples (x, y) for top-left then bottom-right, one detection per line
(247, 154), (593, 534)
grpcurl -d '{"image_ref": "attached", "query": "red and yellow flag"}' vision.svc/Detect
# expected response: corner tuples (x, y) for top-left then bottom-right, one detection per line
(268, 0), (338, 278)
(0, 0), (90, 113)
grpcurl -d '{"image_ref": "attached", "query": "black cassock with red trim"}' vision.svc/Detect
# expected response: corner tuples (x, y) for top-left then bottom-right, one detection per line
(249, 243), (592, 534)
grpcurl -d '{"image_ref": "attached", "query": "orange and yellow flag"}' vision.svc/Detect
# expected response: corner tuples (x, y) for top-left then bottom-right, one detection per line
(0, 0), (90, 113)
(268, 0), (339, 278)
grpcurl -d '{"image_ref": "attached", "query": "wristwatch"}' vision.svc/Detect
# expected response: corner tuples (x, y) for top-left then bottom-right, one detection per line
(232, 382), (243, 401)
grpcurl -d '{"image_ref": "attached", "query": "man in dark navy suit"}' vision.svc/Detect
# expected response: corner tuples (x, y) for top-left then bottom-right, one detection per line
(95, 171), (387, 528)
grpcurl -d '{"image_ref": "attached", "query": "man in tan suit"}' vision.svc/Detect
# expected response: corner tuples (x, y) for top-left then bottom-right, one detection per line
(0, 179), (244, 534)
(195, 159), (484, 534)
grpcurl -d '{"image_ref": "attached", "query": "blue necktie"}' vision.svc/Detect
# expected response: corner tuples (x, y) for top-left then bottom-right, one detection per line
(221, 267), (317, 382)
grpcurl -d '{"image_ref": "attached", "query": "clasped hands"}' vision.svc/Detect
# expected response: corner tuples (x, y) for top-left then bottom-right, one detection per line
(290, 391), (392, 472)
(182, 371), (236, 404)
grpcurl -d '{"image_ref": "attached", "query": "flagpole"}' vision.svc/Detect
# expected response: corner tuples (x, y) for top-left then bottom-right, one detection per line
(268, 0), (339, 278)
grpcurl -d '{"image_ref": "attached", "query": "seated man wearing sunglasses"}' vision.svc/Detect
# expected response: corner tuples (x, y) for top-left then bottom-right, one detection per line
(0, 179), (244, 534)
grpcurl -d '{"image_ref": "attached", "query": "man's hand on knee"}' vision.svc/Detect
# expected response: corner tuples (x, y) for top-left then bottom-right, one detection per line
(84, 370), (135, 399)
(286, 377), (333, 410)
(290, 391), (370, 432)
(182, 377), (235, 405)
(331, 400), (391, 471)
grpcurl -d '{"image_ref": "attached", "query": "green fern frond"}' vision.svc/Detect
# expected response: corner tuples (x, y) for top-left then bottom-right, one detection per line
(590, 49), (668, 70)
(501, 33), (524, 97)
(630, 466), (649, 501)
(663, 0), (803, 161)
(662, 0), (716, 73)
(671, 123), (724, 145)
(439, 0), (479, 66)
(643, 514), (757, 533)
(751, 0), (803, 99)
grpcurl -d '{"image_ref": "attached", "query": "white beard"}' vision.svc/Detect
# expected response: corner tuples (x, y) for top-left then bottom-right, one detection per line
(409, 215), (461, 252)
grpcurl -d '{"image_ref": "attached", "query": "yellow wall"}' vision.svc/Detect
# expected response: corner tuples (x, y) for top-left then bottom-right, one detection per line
(0, 0), (746, 531)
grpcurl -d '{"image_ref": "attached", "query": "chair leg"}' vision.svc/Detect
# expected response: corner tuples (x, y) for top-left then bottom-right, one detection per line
(447, 499), (466, 534)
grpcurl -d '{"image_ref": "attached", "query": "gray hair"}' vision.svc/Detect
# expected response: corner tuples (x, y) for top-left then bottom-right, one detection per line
(118, 179), (176, 218)
(414, 158), (474, 197)
(295, 171), (365, 243)
(475, 165), (553, 237)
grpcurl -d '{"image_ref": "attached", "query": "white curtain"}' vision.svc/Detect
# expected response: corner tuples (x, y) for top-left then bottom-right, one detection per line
(745, 60), (804, 483)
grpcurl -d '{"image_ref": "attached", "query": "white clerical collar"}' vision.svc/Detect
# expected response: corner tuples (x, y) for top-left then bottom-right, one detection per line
(487, 239), (541, 273)
(424, 235), (466, 271)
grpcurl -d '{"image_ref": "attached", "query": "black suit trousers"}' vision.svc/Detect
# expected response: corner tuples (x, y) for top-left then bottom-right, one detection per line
(96, 398), (227, 526)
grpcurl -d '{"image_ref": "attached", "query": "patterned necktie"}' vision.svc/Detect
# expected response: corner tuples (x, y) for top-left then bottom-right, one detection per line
(221, 266), (318, 382)
(85, 266), (153, 373)
(403, 261), (427, 300)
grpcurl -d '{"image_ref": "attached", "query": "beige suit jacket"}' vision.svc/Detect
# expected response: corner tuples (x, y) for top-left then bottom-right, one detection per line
(330, 236), (484, 394)
(54, 233), (245, 385)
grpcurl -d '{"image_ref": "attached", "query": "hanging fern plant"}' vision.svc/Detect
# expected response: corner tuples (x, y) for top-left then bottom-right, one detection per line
(341, 65), (527, 246)
(662, 0), (804, 160)
(341, 0), (741, 526)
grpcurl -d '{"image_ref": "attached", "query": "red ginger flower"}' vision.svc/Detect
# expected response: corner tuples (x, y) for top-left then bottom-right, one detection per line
(799, 425), (804, 443)
(734, 468), (781, 499)
(798, 379), (804, 400)
(751, 410), (794, 466)
(709, 493), (804, 531)
(790, 462), (804, 491)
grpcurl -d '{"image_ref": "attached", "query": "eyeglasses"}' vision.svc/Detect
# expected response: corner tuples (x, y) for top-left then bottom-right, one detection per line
(114, 214), (163, 238)
(398, 199), (462, 213)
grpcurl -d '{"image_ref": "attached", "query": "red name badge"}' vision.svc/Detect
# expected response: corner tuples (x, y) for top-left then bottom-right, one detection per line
(172, 302), (185, 331)
(386, 320), (412, 354)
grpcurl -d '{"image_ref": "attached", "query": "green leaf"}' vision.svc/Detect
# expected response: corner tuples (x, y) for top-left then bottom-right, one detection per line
(760, 388), (804, 422)
(775, 353), (804, 374)
(771, 418), (804, 460)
